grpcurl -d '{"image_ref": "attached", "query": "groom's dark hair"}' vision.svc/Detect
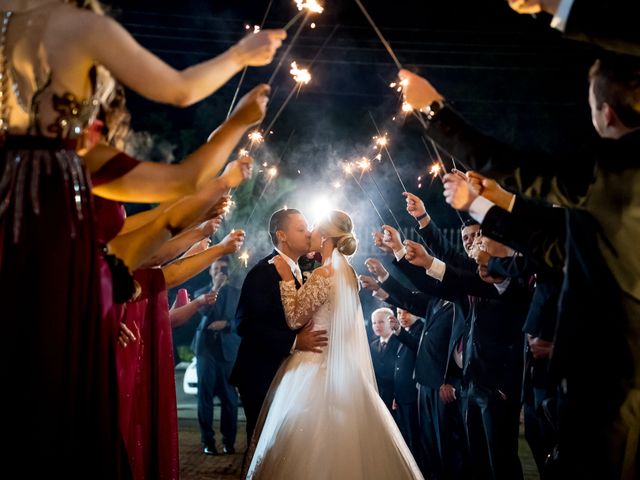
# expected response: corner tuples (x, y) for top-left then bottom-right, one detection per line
(269, 208), (302, 246)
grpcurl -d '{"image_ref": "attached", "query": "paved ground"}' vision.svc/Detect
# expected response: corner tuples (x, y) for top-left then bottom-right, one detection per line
(175, 368), (540, 480)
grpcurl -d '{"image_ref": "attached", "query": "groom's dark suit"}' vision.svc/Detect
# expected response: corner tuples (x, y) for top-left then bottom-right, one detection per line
(230, 251), (299, 440)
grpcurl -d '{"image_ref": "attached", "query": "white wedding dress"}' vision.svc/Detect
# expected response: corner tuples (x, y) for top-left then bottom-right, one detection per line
(245, 249), (423, 479)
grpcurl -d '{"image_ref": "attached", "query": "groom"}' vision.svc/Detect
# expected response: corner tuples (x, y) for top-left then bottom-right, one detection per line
(230, 208), (329, 441)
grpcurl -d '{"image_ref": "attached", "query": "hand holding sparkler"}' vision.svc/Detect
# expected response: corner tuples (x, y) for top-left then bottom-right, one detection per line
(402, 192), (430, 224)
(221, 156), (254, 189)
(403, 240), (435, 269)
(398, 69), (444, 112)
(442, 172), (478, 211)
(372, 230), (392, 254)
(466, 171), (516, 211)
(230, 29), (287, 67)
(364, 257), (389, 282)
(206, 195), (232, 220)
(358, 274), (380, 293)
(507, 0), (559, 15)
(182, 238), (211, 258)
(228, 84), (271, 128)
(381, 225), (403, 253)
(220, 229), (246, 255)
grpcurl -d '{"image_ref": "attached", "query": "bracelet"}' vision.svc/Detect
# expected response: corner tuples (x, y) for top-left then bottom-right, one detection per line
(416, 212), (428, 222)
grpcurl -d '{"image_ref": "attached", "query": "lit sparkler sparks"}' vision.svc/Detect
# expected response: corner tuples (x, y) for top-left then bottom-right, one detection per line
(401, 102), (413, 113)
(239, 148), (249, 157)
(373, 134), (389, 149)
(356, 157), (372, 173)
(332, 181), (342, 189)
(239, 250), (250, 268)
(267, 166), (278, 179)
(244, 24), (261, 33)
(290, 61), (311, 84)
(248, 131), (264, 144)
(295, 0), (324, 13)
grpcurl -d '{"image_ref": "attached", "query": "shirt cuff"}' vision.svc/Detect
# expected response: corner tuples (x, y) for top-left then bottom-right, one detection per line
(426, 257), (446, 282)
(379, 271), (390, 283)
(373, 289), (390, 301)
(290, 336), (297, 354)
(550, 0), (575, 31)
(507, 194), (516, 213)
(468, 196), (495, 224)
(393, 247), (407, 262)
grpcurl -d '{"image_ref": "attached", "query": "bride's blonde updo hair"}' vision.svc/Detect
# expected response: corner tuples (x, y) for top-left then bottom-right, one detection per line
(318, 210), (358, 256)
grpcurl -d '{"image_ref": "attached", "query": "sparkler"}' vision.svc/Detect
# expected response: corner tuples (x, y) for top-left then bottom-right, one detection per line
(353, 0), (403, 70)
(368, 111), (408, 192)
(248, 130), (264, 144)
(239, 250), (250, 268)
(358, 157), (406, 238)
(226, 0), (274, 119)
(343, 162), (385, 225)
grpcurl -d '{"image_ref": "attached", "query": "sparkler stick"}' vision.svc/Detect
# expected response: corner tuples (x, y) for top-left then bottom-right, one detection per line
(368, 111), (408, 192)
(344, 163), (386, 225)
(364, 165), (405, 239)
(226, 0), (274, 119)
(268, 12), (310, 85)
(353, 0), (402, 70)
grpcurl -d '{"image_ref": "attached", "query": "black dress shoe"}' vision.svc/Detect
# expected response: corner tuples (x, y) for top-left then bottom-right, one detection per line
(223, 445), (236, 455)
(203, 443), (218, 455)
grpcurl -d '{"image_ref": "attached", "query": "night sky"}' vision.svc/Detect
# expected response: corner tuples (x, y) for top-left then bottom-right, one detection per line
(108, 0), (600, 223)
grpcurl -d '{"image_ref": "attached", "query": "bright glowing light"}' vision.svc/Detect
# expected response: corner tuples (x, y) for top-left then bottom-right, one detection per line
(245, 24), (260, 33)
(375, 153), (382, 161)
(332, 181), (342, 189)
(239, 148), (249, 157)
(429, 163), (442, 177)
(239, 251), (250, 268)
(356, 157), (371, 173)
(223, 199), (235, 215)
(310, 22), (316, 29)
(401, 102), (413, 113)
(290, 61), (311, 85)
(374, 134), (389, 148)
(389, 82), (397, 88)
(343, 163), (353, 175)
(399, 78), (409, 88)
(295, 0), (324, 13)
(248, 131), (264, 143)
(267, 166), (278, 179)
(309, 195), (334, 222)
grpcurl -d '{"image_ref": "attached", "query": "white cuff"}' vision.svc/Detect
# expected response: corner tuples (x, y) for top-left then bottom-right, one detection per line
(426, 257), (446, 282)
(393, 247), (407, 262)
(290, 337), (297, 354)
(373, 289), (390, 301)
(379, 271), (390, 283)
(507, 194), (516, 213)
(550, 0), (575, 31)
(468, 196), (495, 224)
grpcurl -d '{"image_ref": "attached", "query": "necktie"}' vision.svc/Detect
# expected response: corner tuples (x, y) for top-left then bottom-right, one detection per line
(380, 341), (387, 353)
(293, 267), (303, 286)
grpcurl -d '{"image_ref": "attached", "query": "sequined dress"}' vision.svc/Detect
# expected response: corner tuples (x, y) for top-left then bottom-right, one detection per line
(0, 5), (128, 478)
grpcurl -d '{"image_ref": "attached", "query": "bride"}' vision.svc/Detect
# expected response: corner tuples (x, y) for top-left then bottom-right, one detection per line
(245, 210), (423, 479)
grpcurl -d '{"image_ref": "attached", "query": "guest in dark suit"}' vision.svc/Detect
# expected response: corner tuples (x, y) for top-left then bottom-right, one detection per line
(389, 308), (423, 456)
(230, 209), (328, 443)
(369, 307), (400, 412)
(192, 257), (242, 455)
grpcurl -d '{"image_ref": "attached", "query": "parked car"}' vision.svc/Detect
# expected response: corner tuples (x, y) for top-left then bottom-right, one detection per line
(183, 357), (198, 395)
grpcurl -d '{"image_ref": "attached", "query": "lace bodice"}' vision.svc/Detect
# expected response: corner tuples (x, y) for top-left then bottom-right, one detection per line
(279, 270), (334, 331)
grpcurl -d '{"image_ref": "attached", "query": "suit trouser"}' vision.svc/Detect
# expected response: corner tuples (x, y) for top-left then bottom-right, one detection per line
(395, 400), (420, 457)
(418, 382), (470, 480)
(463, 384), (523, 480)
(197, 353), (238, 447)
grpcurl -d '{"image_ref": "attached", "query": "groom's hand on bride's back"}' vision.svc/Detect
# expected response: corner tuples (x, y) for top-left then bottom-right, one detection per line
(295, 323), (328, 354)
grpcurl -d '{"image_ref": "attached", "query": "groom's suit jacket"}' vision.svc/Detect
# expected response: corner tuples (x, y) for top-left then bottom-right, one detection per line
(230, 251), (299, 395)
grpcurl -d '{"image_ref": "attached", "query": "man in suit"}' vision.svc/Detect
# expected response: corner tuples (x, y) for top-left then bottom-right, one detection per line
(192, 257), (241, 455)
(369, 307), (400, 412)
(401, 53), (640, 478)
(230, 208), (328, 443)
(388, 308), (423, 456)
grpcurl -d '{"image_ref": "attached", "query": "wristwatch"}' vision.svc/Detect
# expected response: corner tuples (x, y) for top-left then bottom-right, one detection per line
(416, 212), (428, 222)
(423, 99), (444, 121)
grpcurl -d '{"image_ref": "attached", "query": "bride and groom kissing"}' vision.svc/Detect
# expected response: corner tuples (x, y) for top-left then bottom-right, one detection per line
(230, 207), (423, 479)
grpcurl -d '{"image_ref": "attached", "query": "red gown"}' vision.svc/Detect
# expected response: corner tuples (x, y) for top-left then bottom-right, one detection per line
(93, 153), (179, 479)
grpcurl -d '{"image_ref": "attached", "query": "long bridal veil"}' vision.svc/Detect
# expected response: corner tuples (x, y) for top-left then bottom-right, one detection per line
(246, 248), (423, 479)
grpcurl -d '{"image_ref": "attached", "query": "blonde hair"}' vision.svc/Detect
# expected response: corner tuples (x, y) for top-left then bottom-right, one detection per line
(318, 210), (358, 256)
